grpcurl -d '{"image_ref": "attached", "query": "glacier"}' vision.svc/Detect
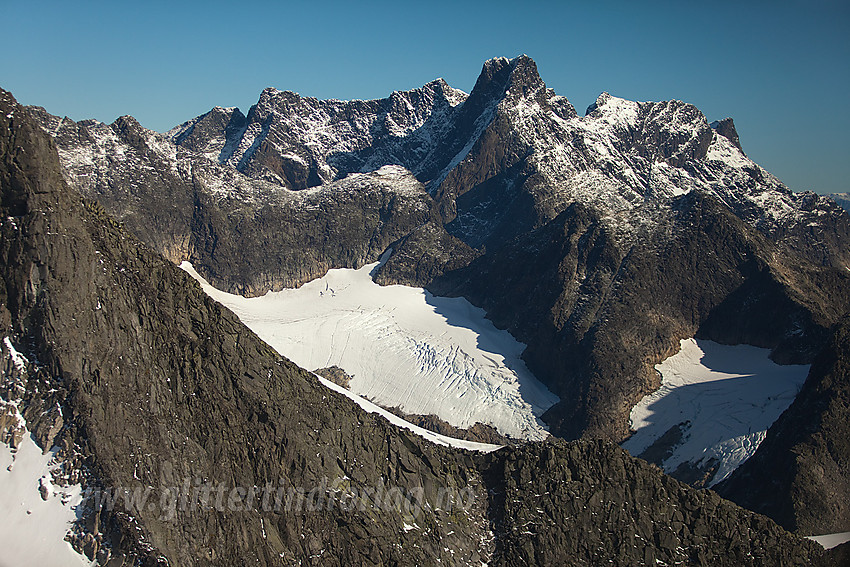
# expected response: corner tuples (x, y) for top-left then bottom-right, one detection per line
(181, 258), (559, 441)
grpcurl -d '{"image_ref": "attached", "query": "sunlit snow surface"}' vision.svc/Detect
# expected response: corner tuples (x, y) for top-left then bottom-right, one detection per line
(317, 376), (501, 452)
(807, 532), (850, 550)
(0, 434), (89, 567)
(181, 260), (559, 441)
(622, 338), (809, 486)
(181, 262), (558, 439)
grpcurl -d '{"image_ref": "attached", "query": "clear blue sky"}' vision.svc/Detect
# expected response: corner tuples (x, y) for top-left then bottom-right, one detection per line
(3, 0), (848, 194)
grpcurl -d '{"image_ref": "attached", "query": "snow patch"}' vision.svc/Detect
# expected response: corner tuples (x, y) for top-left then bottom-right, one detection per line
(585, 92), (640, 127)
(706, 132), (752, 169)
(317, 376), (501, 452)
(3, 337), (27, 373)
(0, 433), (89, 566)
(622, 338), (809, 486)
(807, 532), (850, 550)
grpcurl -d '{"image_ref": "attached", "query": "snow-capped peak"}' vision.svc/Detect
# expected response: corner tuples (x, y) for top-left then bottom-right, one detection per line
(585, 92), (641, 125)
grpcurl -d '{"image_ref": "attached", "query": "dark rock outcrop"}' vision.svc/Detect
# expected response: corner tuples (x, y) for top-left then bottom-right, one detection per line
(313, 365), (351, 389)
(710, 117), (744, 153)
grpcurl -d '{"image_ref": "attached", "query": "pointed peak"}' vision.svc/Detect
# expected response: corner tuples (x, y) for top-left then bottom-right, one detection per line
(710, 117), (744, 153)
(585, 92), (639, 121)
(595, 91), (612, 106)
(113, 114), (143, 132)
(421, 78), (468, 106)
(509, 53), (536, 68)
(477, 56), (512, 85)
(427, 77), (450, 88)
(471, 55), (546, 104)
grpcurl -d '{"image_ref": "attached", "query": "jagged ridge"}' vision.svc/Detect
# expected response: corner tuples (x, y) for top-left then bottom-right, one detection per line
(22, 55), (850, 530)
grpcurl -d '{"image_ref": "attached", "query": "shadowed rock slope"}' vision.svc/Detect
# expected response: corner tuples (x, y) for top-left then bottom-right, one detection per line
(716, 317), (850, 536)
(411, 192), (850, 440)
(3, 88), (492, 566)
(0, 90), (832, 565)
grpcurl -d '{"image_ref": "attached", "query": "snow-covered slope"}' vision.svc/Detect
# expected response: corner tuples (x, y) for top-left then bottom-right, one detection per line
(181, 260), (559, 441)
(0, 434), (89, 567)
(622, 339), (809, 486)
(439, 59), (846, 252)
(0, 339), (89, 567)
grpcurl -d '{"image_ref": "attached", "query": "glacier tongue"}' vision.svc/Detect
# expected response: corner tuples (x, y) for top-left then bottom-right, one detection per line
(181, 260), (559, 441)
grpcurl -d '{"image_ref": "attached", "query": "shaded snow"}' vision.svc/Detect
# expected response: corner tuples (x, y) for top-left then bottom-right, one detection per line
(622, 338), (809, 486)
(181, 260), (558, 441)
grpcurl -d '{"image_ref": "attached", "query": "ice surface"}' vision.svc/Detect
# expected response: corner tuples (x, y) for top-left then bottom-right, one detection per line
(622, 338), (809, 486)
(181, 260), (559, 441)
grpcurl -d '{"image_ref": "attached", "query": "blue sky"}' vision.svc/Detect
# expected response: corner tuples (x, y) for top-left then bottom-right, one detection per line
(3, 0), (848, 194)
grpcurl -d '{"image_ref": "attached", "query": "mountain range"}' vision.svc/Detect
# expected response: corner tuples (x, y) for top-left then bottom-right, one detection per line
(2, 54), (849, 564)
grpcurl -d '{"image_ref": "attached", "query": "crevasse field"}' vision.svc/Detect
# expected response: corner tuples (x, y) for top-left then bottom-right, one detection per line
(182, 259), (560, 441)
(183, 260), (816, 492)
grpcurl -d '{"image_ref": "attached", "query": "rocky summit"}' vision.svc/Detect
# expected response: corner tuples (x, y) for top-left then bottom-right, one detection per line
(3, 52), (850, 563)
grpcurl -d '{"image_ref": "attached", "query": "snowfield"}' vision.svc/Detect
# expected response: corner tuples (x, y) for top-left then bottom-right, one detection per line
(181, 258), (559, 441)
(622, 338), (810, 486)
(0, 338), (89, 567)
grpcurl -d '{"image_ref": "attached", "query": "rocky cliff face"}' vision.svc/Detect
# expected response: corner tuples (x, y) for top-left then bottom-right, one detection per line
(715, 317), (850, 535)
(28, 55), (850, 451)
(0, 89), (832, 566)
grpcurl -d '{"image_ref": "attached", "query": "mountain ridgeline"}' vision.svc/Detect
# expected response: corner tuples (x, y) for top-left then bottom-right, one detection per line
(19, 54), (850, 544)
(2, 89), (838, 565)
(30, 56), (850, 441)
